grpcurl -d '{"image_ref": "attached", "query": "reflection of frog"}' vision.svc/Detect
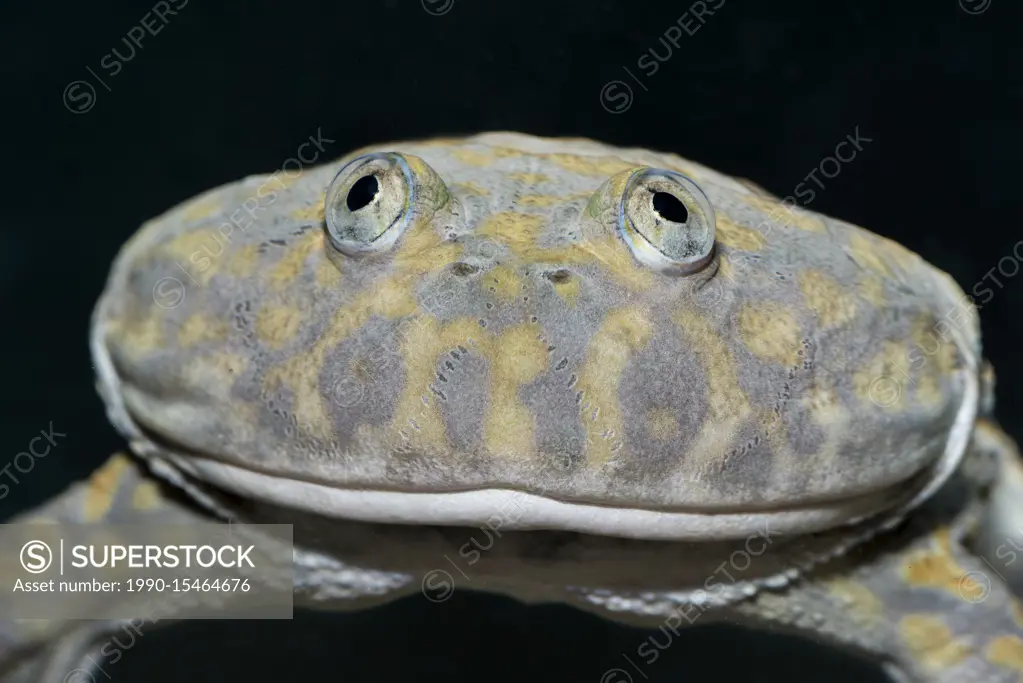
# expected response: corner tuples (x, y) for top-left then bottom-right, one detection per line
(4, 133), (1021, 683)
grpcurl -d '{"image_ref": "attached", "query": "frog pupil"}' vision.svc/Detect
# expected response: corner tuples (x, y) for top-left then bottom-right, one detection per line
(347, 174), (379, 212)
(652, 191), (688, 223)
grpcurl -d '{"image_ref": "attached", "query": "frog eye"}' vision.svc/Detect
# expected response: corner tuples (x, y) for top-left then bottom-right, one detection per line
(618, 168), (716, 275)
(324, 153), (415, 256)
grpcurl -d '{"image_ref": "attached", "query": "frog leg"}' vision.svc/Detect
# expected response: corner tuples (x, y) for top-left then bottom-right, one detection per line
(728, 470), (1023, 682)
(0, 453), (222, 683)
(970, 418), (1023, 596)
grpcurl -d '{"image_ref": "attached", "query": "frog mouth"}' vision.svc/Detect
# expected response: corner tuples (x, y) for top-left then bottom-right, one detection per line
(99, 366), (973, 544)
(92, 368), (978, 545)
(141, 440), (954, 542)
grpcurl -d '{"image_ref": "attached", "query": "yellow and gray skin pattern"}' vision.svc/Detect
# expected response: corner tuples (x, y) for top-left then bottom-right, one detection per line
(3, 132), (1023, 681)
(0, 456), (212, 682)
(4, 427), (1023, 683)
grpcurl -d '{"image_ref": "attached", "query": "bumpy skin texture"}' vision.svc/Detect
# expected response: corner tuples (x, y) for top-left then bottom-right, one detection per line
(5, 133), (1020, 682)
(93, 132), (978, 538)
(731, 423), (1023, 683)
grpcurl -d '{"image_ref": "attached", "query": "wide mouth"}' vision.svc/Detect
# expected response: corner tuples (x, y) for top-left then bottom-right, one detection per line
(93, 331), (975, 544)
(116, 413), (949, 542)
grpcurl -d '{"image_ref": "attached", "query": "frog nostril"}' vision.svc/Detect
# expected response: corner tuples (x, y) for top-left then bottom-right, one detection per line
(346, 174), (379, 212)
(545, 269), (572, 284)
(451, 262), (481, 276)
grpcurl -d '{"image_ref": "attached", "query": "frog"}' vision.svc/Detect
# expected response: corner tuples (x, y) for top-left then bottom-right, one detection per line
(2, 132), (1022, 682)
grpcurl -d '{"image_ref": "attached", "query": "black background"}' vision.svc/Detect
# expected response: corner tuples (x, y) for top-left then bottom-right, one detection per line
(2, 0), (1019, 680)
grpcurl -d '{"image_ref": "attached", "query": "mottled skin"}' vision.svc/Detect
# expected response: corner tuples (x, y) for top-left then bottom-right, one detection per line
(974, 419), (1023, 595)
(96, 133), (977, 538)
(2, 133), (1021, 682)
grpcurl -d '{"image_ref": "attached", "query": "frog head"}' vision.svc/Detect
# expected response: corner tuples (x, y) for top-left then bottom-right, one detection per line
(91, 132), (980, 540)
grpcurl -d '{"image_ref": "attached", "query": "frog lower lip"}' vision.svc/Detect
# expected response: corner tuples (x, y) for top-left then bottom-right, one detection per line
(125, 416), (939, 543)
